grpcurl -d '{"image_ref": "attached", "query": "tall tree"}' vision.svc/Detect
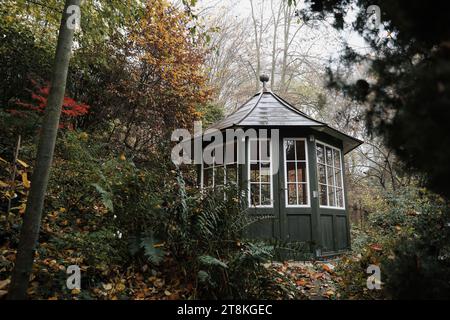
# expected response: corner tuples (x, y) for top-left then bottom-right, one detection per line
(297, 0), (450, 198)
(250, 0), (264, 91)
(8, 0), (81, 300)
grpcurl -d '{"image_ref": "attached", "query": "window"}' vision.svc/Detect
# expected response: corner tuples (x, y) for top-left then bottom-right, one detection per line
(316, 141), (345, 209)
(224, 140), (239, 186)
(284, 139), (309, 206)
(202, 140), (239, 189)
(248, 138), (273, 207)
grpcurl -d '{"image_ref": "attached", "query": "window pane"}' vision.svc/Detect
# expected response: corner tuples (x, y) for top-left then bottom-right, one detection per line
(216, 166), (224, 185)
(225, 141), (237, 165)
(285, 140), (295, 160)
(327, 165), (335, 186)
(316, 144), (325, 163)
(319, 184), (327, 206)
(328, 185), (336, 207)
(261, 184), (271, 205)
(250, 140), (258, 161)
(286, 162), (296, 183)
(226, 166), (237, 184)
(318, 164), (326, 184)
(296, 140), (306, 160)
(298, 183), (308, 205)
(336, 188), (343, 208)
(250, 183), (260, 206)
(335, 169), (342, 188)
(333, 149), (341, 168)
(260, 162), (270, 182)
(296, 162), (307, 183)
(260, 140), (270, 161)
(250, 163), (259, 182)
(326, 147), (333, 166)
(287, 183), (297, 205)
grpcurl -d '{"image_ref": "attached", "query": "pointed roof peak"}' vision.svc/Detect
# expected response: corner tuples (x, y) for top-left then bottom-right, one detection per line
(259, 74), (270, 92)
(207, 87), (363, 154)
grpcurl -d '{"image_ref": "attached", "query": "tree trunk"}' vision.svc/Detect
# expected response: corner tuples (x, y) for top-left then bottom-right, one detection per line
(250, 0), (263, 91)
(280, 4), (291, 93)
(8, 0), (80, 300)
(270, 0), (282, 90)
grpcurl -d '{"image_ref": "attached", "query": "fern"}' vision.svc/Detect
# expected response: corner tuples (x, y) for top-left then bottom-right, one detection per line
(198, 255), (228, 269)
(141, 235), (165, 265)
(197, 270), (211, 283)
(127, 231), (166, 265)
(91, 183), (114, 212)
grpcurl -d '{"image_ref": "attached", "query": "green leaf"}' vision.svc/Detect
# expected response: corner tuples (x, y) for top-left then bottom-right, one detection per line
(91, 183), (114, 212)
(198, 255), (228, 269)
(141, 233), (165, 265)
(127, 235), (141, 256)
(197, 270), (210, 283)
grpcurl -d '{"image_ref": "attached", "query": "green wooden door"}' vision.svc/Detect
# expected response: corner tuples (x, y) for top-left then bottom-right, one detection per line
(278, 136), (314, 251)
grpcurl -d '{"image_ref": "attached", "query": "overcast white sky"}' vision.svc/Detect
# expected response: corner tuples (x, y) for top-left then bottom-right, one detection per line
(196, 0), (373, 68)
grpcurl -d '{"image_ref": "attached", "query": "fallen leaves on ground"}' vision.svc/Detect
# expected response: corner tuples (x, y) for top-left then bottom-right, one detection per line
(265, 260), (340, 300)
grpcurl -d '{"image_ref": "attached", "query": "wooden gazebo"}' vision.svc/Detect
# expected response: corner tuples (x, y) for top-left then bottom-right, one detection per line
(200, 75), (362, 256)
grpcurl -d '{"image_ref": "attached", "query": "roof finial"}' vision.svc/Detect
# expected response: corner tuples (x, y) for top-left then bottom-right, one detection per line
(260, 74), (269, 92)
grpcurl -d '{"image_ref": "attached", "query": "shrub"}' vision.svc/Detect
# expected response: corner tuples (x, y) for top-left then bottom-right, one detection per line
(337, 186), (450, 299)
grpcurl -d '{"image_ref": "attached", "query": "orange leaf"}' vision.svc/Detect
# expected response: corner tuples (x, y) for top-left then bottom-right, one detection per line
(296, 279), (307, 286)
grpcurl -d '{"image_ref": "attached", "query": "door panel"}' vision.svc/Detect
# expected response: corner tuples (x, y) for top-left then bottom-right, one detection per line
(279, 137), (313, 245)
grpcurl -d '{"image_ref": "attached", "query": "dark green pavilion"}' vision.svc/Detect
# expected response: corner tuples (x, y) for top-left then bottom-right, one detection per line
(199, 75), (363, 257)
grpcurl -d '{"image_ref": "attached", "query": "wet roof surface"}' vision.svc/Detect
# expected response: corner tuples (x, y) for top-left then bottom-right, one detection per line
(207, 90), (363, 154)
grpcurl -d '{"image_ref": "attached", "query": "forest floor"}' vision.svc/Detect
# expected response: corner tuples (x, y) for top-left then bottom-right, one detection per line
(1, 214), (343, 301)
(266, 260), (341, 300)
(0, 246), (344, 300)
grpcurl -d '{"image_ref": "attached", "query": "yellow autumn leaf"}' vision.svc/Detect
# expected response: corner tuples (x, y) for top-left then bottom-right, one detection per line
(0, 180), (9, 188)
(22, 172), (30, 188)
(17, 159), (29, 168)
(19, 203), (26, 215)
(116, 283), (126, 292)
(71, 288), (81, 295)
(102, 283), (113, 291)
(79, 132), (89, 141)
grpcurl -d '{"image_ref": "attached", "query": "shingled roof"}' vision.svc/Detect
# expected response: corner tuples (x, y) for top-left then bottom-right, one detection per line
(208, 90), (363, 154)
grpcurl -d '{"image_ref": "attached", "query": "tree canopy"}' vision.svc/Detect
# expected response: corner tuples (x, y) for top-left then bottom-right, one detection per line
(297, 0), (450, 198)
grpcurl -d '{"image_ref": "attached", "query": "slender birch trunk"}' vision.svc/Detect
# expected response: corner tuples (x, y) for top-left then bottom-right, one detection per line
(8, 0), (81, 300)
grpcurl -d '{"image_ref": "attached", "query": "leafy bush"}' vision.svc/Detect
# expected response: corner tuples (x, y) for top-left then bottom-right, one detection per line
(337, 186), (450, 299)
(115, 167), (295, 299)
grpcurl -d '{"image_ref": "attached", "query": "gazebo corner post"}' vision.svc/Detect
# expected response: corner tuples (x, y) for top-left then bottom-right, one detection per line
(307, 134), (322, 258)
(341, 149), (352, 251)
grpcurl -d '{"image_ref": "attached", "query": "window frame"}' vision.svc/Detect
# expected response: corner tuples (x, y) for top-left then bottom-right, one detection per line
(283, 138), (311, 208)
(201, 140), (239, 190)
(315, 140), (346, 210)
(247, 137), (274, 208)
